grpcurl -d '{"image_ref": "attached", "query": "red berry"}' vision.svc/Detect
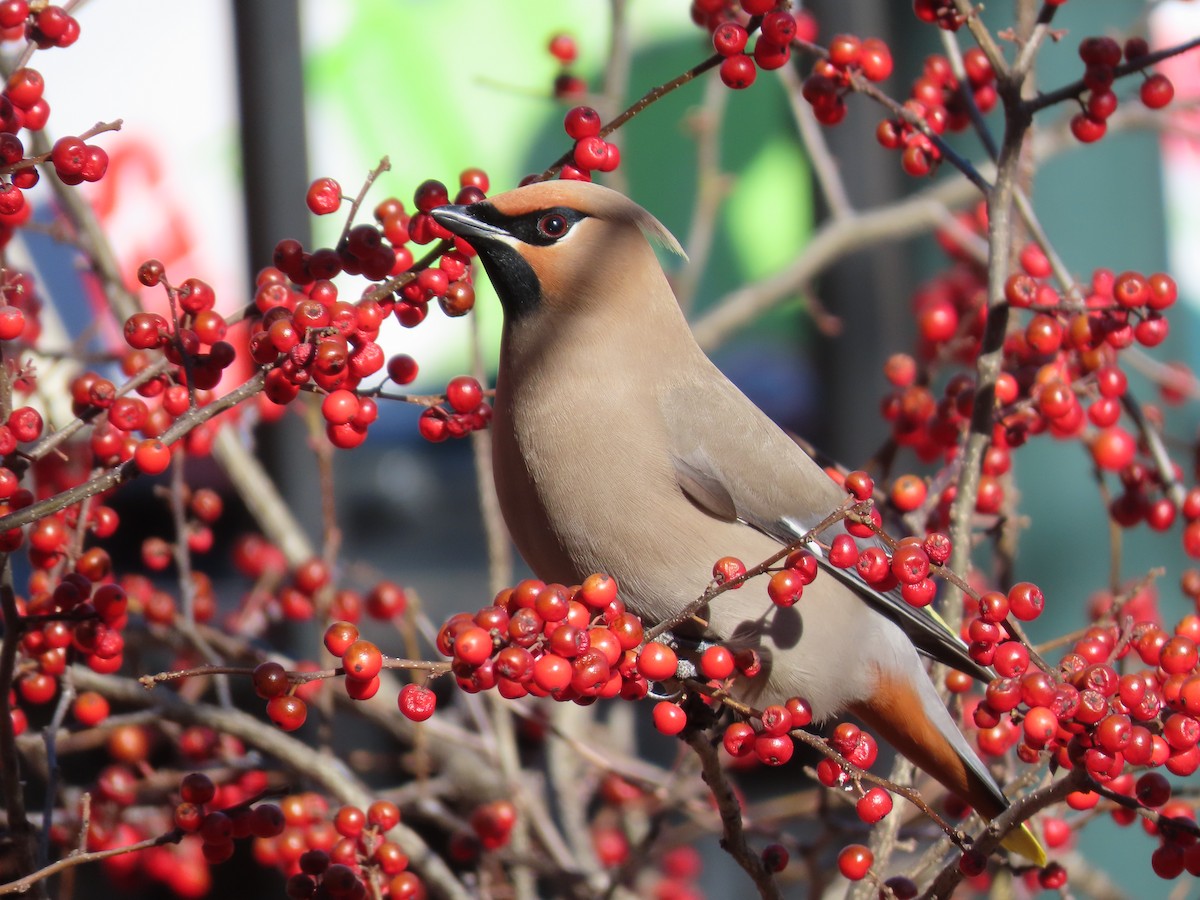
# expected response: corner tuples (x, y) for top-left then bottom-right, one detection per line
(1070, 112), (1107, 143)
(445, 375), (483, 414)
(859, 38), (893, 82)
(1086, 89), (1118, 121)
(1146, 272), (1177, 310)
(761, 843), (789, 873)
(760, 11), (796, 46)
(398, 683), (436, 721)
(342, 639), (383, 681)
(828, 33), (862, 68)
(563, 105), (602, 140)
(722, 721), (756, 757)
(767, 568), (804, 607)
(252, 662), (290, 699)
(1091, 426), (1136, 471)
(712, 556), (746, 586)
(829, 533), (859, 568)
(636, 642), (678, 681)
(754, 733), (794, 765)
(1006, 582), (1044, 621)
(321, 389), (359, 426)
(837, 844), (873, 880)
(0, 305), (24, 341)
(856, 787), (893, 823)
(1023, 705), (1058, 746)
(719, 54), (757, 90)
(699, 645), (735, 680)
(266, 695), (307, 731)
(387, 354), (419, 385)
(51, 135), (86, 177)
(653, 701), (687, 735)
(573, 136), (607, 171)
(1079, 36), (1121, 67)
(306, 177), (342, 215)
(712, 22), (748, 57)
(72, 690), (110, 726)
(843, 470), (874, 500)
(1141, 73), (1175, 110)
(548, 33), (577, 63)
(134, 439), (171, 475)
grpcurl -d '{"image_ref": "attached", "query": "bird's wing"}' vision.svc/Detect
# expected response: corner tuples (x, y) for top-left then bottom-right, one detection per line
(661, 373), (993, 682)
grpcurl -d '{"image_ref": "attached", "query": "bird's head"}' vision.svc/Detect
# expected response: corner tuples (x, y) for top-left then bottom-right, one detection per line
(431, 180), (684, 321)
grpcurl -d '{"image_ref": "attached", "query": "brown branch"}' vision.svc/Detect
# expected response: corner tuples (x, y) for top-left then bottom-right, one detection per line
(71, 667), (473, 900)
(682, 729), (782, 900)
(0, 563), (45, 898)
(694, 683), (967, 850)
(168, 442), (231, 707)
(947, 64), (1034, 634)
(137, 656), (451, 689)
(0, 369), (267, 534)
(541, 53), (724, 180)
(0, 787), (290, 897)
(337, 156), (392, 247)
(919, 768), (1087, 899)
(691, 174), (982, 349)
(953, 0), (1011, 81)
(0, 828), (182, 897)
(1022, 35), (1200, 116)
(1011, 3), (1063, 80)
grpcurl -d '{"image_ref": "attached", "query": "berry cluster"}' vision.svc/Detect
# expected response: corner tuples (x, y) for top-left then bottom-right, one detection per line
(875, 51), (996, 177)
(710, 6), (811, 91)
(801, 33), (894, 124)
(719, 696), (815, 766)
(73, 726), (282, 896)
(171, 772), (287, 866)
(241, 582), (413, 729)
(251, 795), (425, 900)
(910, 0), (968, 31)
(872, 210), (1182, 527)
(416, 375), (490, 442)
(966, 607), (1200, 778)
(692, 0), (818, 74)
(0, 7), (112, 232)
(1071, 36), (1176, 144)
(561, 105), (619, 182)
(11, 575), (128, 734)
(437, 574), (660, 703)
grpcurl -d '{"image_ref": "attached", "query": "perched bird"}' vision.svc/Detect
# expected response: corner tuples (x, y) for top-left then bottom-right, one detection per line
(431, 180), (1044, 864)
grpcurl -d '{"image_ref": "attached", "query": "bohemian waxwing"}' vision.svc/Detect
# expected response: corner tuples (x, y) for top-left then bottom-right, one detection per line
(431, 180), (1044, 865)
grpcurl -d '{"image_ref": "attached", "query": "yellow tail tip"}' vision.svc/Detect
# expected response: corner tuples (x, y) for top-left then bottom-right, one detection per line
(1000, 823), (1047, 867)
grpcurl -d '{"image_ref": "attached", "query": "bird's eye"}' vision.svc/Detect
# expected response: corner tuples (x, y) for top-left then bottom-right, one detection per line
(537, 213), (570, 239)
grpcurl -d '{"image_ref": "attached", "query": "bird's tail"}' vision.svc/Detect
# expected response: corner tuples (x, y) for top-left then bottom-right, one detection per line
(851, 673), (1047, 866)
(1000, 824), (1047, 866)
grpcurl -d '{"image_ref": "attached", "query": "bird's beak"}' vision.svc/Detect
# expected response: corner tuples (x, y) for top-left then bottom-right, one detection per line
(431, 204), (512, 245)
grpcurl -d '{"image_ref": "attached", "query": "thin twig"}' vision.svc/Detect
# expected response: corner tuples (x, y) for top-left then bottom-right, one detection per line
(0, 561), (46, 898)
(337, 156), (392, 247)
(168, 447), (232, 707)
(682, 730), (782, 900)
(541, 54), (724, 180)
(1022, 35), (1200, 116)
(1011, 3), (1062, 81)
(0, 369), (268, 534)
(71, 666), (473, 900)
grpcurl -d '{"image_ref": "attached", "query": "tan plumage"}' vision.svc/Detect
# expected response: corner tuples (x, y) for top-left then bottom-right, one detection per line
(431, 180), (1044, 864)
